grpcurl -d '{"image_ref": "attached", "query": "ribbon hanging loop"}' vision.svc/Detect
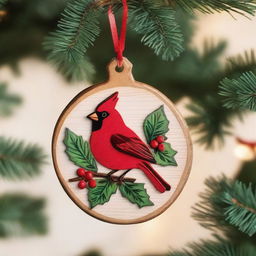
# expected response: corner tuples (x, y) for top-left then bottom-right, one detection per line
(108, 0), (128, 67)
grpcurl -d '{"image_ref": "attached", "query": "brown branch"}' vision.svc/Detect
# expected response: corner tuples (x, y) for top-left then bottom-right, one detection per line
(68, 172), (136, 183)
(231, 198), (256, 214)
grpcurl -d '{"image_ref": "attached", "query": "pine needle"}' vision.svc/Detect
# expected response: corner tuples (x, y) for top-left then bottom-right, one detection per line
(173, 0), (256, 16)
(186, 96), (237, 148)
(0, 83), (22, 117)
(0, 137), (46, 180)
(44, 0), (101, 81)
(169, 238), (256, 256)
(226, 50), (256, 74)
(192, 176), (256, 237)
(49, 53), (95, 82)
(129, 0), (184, 61)
(0, 194), (47, 237)
(219, 71), (256, 111)
(223, 182), (256, 237)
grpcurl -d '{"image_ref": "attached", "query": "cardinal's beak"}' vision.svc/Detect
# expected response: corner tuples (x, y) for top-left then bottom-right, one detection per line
(87, 112), (98, 121)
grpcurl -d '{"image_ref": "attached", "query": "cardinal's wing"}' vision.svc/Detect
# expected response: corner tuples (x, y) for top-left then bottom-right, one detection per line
(110, 134), (156, 164)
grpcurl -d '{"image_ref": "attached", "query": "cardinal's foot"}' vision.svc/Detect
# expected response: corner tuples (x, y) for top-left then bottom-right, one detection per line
(107, 169), (119, 182)
(118, 169), (132, 183)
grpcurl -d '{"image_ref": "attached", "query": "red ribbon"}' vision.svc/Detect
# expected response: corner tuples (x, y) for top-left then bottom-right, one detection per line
(108, 0), (128, 67)
(237, 137), (256, 148)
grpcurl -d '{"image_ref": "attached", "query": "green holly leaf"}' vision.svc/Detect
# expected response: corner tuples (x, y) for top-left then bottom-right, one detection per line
(154, 142), (177, 166)
(63, 128), (97, 172)
(119, 182), (154, 208)
(88, 179), (118, 208)
(143, 105), (169, 144)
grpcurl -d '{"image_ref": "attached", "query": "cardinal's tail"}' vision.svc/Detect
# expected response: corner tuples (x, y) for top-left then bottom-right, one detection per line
(139, 162), (171, 193)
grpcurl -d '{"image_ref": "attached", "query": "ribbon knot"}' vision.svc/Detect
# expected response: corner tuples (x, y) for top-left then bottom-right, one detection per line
(108, 0), (128, 67)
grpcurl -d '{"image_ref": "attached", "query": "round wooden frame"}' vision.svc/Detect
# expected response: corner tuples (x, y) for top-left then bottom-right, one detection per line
(52, 58), (193, 224)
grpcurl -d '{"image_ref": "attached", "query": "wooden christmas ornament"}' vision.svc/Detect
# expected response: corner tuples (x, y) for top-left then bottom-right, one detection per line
(52, 58), (192, 224)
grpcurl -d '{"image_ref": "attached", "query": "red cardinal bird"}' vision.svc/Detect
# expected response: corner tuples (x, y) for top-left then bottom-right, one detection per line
(87, 92), (171, 193)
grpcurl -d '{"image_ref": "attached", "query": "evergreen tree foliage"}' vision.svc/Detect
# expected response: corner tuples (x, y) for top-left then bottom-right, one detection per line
(186, 95), (242, 149)
(44, 0), (101, 81)
(219, 71), (256, 111)
(173, 0), (256, 15)
(219, 50), (256, 112)
(44, 0), (256, 80)
(0, 194), (47, 237)
(222, 182), (256, 237)
(0, 137), (46, 180)
(49, 54), (95, 82)
(129, 0), (184, 61)
(162, 173), (256, 256)
(168, 237), (256, 256)
(225, 50), (256, 75)
(192, 176), (256, 237)
(0, 83), (22, 117)
(0, 0), (69, 72)
(186, 96), (236, 148)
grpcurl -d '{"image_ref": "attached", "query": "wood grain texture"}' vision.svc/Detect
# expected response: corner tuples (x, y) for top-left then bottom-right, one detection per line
(52, 58), (193, 224)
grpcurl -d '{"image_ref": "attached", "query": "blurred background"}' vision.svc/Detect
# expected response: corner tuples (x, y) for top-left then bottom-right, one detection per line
(0, 1), (256, 256)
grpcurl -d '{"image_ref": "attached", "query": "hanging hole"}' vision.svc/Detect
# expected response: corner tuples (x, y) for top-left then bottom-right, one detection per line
(115, 65), (124, 72)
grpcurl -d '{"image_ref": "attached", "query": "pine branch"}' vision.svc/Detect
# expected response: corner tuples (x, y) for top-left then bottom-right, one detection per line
(0, 137), (46, 180)
(44, 0), (101, 81)
(49, 54), (95, 82)
(0, 83), (22, 117)
(186, 96), (238, 148)
(129, 0), (184, 61)
(219, 71), (256, 111)
(44, 0), (256, 82)
(225, 50), (256, 74)
(192, 176), (256, 238)
(168, 238), (256, 256)
(222, 182), (256, 236)
(71, 0), (256, 16)
(0, 194), (47, 237)
(172, 0), (256, 15)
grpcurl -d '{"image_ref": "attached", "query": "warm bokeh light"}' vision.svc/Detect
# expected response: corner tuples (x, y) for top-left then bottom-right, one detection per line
(234, 144), (255, 161)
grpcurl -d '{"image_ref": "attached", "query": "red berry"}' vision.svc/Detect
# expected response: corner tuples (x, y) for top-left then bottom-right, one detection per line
(88, 179), (97, 188)
(78, 180), (87, 189)
(158, 143), (165, 152)
(77, 168), (86, 177)
(156, 135), (165, 143)
(150, 140), (159, 149)
(84, 171), (94, 181)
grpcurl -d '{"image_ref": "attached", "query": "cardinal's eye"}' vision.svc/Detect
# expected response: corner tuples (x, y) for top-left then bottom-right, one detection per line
(102, 111), (108, 118)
